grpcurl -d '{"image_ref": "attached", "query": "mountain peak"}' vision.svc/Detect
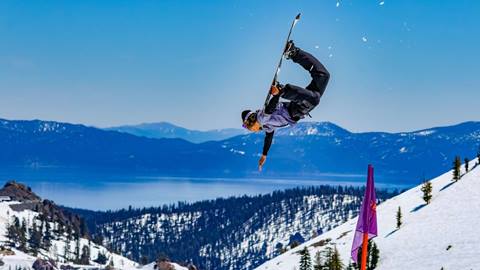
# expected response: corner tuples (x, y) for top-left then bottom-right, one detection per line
(275, 121), (351, 136)
(0, 181), (90, 240)
(0, 181), (41, 202)
(108, 121), (246, 143)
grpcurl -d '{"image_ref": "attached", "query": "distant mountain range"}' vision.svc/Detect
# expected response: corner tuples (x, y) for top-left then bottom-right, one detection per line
(107, 122), (246, 143)
(1, 118), (479, 184)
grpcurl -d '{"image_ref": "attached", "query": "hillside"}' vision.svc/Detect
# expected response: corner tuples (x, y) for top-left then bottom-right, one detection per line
(71, 187), (397, 270)
(255, 159), (480, 269)
(107, 122), (246, 143)
(0, 182), (188, 270)
(1, 118), (480, 183)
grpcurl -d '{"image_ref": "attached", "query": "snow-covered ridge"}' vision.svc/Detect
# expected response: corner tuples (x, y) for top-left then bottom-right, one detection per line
(275, 122), (348, 137)
(90, 186), (387, 270)
(0, 119), (74, 134)
(0, 181), (190, 270)
(0, 200), (138, 270)
(413, 129), (436, 136)
(255, 160), (480, 270)
(199, 194), (361, 270)
(101, 211), (202, 244)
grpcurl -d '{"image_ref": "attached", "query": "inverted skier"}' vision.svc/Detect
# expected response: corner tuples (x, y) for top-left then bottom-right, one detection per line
(241, 41), (330, 171)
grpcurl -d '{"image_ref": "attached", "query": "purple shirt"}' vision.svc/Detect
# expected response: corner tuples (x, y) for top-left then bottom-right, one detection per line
(256, 102), (297, 133)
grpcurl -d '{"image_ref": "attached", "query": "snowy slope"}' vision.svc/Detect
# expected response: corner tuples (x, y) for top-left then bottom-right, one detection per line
(0, 249), (188, 270)
(0, 200), (139, 270)
(0, 248), (37, 270)
(89, 187), (386, 270)
(255, 160), (480, 270)
(0, 198), (192, 270)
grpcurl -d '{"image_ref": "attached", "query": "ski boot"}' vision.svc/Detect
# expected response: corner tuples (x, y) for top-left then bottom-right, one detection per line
(284, 40), (299, 60)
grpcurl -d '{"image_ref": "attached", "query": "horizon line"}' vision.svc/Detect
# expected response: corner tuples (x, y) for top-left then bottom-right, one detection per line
(1, 116), (479, 135)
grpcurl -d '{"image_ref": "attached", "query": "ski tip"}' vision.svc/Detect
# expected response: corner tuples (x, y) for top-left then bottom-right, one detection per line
(295, 13), (301, 20)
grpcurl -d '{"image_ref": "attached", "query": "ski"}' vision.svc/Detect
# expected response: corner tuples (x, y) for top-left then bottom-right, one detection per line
(264, 13), (301, 108)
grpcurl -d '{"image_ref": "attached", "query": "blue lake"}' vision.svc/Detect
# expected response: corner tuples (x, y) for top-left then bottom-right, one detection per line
(0, 170), (410, 210)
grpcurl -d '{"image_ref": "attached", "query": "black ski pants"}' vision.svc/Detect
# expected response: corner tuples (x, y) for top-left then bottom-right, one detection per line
(282, 48), (330, 120)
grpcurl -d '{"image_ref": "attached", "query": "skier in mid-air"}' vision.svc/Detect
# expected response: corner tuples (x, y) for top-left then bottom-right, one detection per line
(241, 41), (330, 171)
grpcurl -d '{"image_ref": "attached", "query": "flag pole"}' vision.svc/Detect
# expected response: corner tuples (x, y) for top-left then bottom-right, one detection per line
(351, 164), (377, 268)
(361, 232), (368, 270)
(361, 165), (373, 270)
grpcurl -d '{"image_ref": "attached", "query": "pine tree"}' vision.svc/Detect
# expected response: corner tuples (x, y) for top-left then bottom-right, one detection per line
(75, 237), (81, 263)
(345, 262), (355, 270)
(313, 251), (323, 270)
(28, 222), (42, 255)
(329, 246), (343, 270)
(453, 156), (461, 181)
(79, 218), (89, 238)
(6, 217), (20, 247)
(93, 235), (104, 246)
(370, 242), (379, 269)
(42, 221), (52, 251)
(140, 256), (149, 266)
(299, 247), (312, 270)
(321, 246), (344, 270)
(477, 146), (480, 164)
(80, 245), (90, 265)
(18, 219), (27, 252)
(421, 181), (433, 204)
(65, 226), (73, 241)
(291, 240), (301, 249)
(94, 252), (108, 265)
(353, 240), (379, 270)
(464, 157), (469, 172)
(396, 206), (402, 229)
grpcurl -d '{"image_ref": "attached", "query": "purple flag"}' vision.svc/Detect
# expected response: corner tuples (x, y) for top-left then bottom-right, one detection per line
(351, 165), (378, 263)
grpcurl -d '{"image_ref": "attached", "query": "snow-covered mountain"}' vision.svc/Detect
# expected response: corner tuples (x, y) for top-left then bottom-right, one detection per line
(75, 187), (397, 270)
(1, 117), (480, 183)
(223, 121), (480, 182)
(255, 159), (480, 269)
(0, 181), (188, 270)
(107, 122), (246, 143)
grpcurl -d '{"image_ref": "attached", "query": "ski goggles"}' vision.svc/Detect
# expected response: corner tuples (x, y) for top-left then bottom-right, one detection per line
(242, 112), (257, 129)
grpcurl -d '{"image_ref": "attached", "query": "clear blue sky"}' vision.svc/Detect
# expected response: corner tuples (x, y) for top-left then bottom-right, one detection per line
(1, 0), (479, 132)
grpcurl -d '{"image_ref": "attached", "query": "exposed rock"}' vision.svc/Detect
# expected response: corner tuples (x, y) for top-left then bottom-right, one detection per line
(32, 258), (57, 270)
(0, 246), (15, 256)
(154, 258), (175, 270)
(59, 265), (78, 270)
(0, 181), (41, 202)
(1, 181), (90, 239)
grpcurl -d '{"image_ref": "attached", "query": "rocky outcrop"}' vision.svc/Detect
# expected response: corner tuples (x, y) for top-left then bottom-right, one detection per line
(154, 259), (175, 270)
(0, 246), (15, 256)
(1, 181), (90, 239)
(32, 258), (57, 270)
(0, 181), (41, 202)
